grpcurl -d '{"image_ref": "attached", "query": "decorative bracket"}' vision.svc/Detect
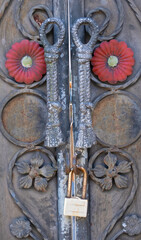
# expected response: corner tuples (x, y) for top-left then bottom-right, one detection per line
(72, 18), (99, 148)
(39, 18), (65, 147)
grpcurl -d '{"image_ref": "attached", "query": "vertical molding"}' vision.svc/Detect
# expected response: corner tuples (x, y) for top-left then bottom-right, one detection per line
(70, 1), (90, 240)
(53, 0), (70, 239)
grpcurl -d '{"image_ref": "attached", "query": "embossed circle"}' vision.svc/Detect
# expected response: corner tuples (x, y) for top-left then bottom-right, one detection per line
(0, 89), (47, 147)
(92, 91), (141, 147)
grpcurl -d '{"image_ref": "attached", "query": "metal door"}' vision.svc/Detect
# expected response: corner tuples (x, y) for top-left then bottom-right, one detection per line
(0, 0), (141, 240)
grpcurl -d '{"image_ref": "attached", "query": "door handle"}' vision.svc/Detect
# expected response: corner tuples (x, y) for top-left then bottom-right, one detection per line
(39, 18), (65, 147)
(72, 18), (99, 148)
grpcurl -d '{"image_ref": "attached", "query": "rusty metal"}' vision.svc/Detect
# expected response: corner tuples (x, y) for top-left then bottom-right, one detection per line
(66, 166), (87, 199)
(76, 165), (87, 199)
(67, 170), (73, 198)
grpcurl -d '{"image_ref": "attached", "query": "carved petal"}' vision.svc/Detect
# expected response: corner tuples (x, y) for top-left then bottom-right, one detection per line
(10, 217), (31, 238)
(34, 177), (48, 191)
(116, 161), (131, 173)
(114, 175), (128, 188)
(93, 165), (106, 177)
(99, 176), (112, 191)
(30, 156), (44, 168)
(16, 162), (30, 174)
(19, 175), (32, 189)
(39, 165), (56, 179)
(104, 152), (117, 169)
(122, 215), (141, 236)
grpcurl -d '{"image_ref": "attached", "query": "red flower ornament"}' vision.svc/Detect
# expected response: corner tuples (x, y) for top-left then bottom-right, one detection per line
(91, 39), (135, 84)
(5, 39), (46, 84)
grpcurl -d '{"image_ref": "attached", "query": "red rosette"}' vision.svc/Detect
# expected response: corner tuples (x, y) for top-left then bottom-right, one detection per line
(5, 39), (46, 84)
(91, 39), (135, 84)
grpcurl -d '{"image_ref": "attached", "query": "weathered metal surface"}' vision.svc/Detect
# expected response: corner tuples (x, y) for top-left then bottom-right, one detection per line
(92, 91), (141, 148)
(64, 166), (88, 218)
(53, 0), (70, 239)
(10, 216), (40, 240)
(89, 148), (138, 240)
(0, 1), (53, 89)
(40, 18), (65, 148)
(0, 89), (47, 146)
(111, 214), (141, 240)
(7, 146), (58, 240)
(72, 18), (98, 148)
(0, 0), (58, 239)
(86, 0), (141, 239)
(0, 0), (141, 239)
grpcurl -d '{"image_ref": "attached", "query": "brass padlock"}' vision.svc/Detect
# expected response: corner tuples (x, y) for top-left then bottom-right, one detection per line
(64, 166), (88, 218)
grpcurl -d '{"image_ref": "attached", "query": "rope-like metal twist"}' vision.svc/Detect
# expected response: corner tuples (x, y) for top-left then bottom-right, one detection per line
(40, 18), (65, 147)
(72, 18), (99, 148)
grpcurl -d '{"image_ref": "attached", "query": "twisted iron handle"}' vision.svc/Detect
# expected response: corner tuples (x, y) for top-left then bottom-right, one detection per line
(40, 18), (65, 147)
(72, 18), (99, 148)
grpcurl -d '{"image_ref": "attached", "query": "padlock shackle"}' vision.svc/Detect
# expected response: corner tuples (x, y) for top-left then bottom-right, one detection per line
(67, 170), (73, 198)
(76, 165), (87, 199)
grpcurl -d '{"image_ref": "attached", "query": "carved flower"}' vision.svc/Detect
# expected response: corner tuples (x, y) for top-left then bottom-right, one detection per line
(91, 39), (135, 84)
(93, 152), (131, 191)
(16, 156), (56, 192)
(122, 215), (141, 236)
(5, 39), (46, 84)
(10, 217), (31, 238)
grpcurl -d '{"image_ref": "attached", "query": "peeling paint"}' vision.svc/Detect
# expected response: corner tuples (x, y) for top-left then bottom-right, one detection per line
(57, 148), (71, 240)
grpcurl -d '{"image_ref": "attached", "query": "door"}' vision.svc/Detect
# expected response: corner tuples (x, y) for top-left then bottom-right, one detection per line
(0, 0), (141, 240)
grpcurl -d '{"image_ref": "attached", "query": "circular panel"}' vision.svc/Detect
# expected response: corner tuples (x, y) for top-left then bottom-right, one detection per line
(0, 90), (47, 146)
(92, 91), (141, 147)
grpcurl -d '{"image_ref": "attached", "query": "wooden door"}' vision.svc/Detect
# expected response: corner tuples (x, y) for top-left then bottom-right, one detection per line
(0, 0), (141, 240)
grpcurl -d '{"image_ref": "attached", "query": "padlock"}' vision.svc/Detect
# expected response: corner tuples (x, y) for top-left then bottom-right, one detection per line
(64, 166), (88, 218)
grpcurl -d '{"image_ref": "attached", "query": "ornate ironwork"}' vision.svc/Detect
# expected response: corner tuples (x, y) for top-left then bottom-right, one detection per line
(16, 155), (57, 192)
(72, 18), (99, 148)
(86, 0), (124, 41)
(89, 148), (138, 240)
(0, 0), (140, 239)
(111, 214), (141, 240)
(7, 146), (57, 240)
(10, 216), (39, 240)
(0, 2), (53, 88)
(92, 152), (131, 191)
(39, 18), (65, 148)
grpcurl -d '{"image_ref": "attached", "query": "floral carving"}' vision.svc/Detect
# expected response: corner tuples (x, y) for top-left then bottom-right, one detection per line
(93, 152), (131, 191)
(122, 215), (141, 236)
(5, 39), (46, 84)
(16, 155), (56, 192)
(10, 217), (32, 238)
(111, 215), (141, 240)
(91, 39), (135, 84)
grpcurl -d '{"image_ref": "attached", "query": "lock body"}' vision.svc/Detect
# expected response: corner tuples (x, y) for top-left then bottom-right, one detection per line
(64, 166), (88, 218)
(64, 197), (88, 217)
